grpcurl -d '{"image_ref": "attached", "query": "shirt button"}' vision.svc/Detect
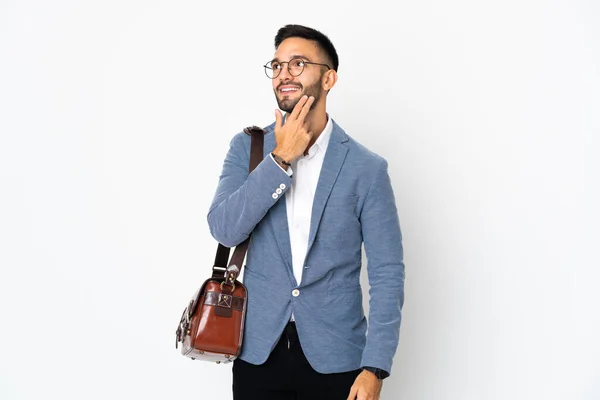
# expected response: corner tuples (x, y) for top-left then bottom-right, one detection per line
(272, 193), (278, 199)
(292, 289), (300, 297)
(279, 184), (286, 190)
(294, 223), (300, 229)
(276, 188), (283, 194)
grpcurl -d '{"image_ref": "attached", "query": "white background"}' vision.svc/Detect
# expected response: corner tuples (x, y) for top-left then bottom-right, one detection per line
(1, 1), (598, 399)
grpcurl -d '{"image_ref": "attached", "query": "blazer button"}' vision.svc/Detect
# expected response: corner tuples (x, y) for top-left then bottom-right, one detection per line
(292, 289), (300, 297)
(279, 183), (286, 190)
(276, 188), (283, 194)
(272, 193), (278, 199)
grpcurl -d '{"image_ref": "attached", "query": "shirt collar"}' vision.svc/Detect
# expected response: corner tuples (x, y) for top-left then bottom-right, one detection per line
(305, 114), (333, 160)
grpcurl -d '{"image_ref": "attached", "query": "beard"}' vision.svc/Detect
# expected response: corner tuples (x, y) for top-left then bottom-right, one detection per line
(274, 78), (322, 113)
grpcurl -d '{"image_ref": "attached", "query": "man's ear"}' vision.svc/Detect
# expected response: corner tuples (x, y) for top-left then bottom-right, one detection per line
(322, 69), (338, 92)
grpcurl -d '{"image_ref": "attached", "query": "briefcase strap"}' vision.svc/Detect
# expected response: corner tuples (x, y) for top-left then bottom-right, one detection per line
(212, 126), (265, 280)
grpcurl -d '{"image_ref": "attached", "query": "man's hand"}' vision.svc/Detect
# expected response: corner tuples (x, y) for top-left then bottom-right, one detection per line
(346, 370), (383, 400)
(272, 95), (315, 163)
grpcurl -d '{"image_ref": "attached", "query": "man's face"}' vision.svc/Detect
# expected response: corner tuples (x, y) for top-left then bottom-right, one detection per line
(271, 37), (327, 113)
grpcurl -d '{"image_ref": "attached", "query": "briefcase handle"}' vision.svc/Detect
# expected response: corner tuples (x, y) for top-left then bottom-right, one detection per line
(211, 126), (266, 284)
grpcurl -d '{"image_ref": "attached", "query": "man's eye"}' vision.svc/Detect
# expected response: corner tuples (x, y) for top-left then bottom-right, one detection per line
(271, 63), (281, 70)
(292, 60), (305, 68)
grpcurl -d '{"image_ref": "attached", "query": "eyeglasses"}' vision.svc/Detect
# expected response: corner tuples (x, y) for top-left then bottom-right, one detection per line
(263, 57), (331, 79)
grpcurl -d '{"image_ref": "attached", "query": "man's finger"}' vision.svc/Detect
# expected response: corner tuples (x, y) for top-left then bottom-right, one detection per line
(346, 385), (358, 400)
(274, 109), (283, 131)
(290, 95), (308, 120)
(297, 96), (315, 122)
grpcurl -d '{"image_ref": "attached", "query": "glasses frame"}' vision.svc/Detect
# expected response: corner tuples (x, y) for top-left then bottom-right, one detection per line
(263, 57), (331, 79)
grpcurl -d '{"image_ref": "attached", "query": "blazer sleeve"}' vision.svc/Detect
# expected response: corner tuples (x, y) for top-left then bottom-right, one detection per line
(359, 158), (406, 375)
(207, 132), (293, 247)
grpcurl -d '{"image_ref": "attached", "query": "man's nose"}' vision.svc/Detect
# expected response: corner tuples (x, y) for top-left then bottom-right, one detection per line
(277, 64), (294, 81)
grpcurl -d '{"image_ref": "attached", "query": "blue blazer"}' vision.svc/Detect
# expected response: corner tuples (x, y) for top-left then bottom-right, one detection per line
(207, 119), (405, 374)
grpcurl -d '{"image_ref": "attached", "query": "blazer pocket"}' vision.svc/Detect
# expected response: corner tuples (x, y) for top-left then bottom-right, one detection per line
(326, 193), (359, 215)
(242, 266), (268, 281)
(325, 284), (364, 317)
(327, 284), (362, 296)
(322, 194), (360, 243)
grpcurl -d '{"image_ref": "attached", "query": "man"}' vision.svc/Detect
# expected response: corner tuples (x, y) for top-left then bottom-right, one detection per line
(207, 24), (405, 400)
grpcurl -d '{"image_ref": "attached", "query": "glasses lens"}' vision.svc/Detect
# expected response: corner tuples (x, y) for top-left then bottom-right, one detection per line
(289, 58), (305, 77)
(265, 61), (281, 79)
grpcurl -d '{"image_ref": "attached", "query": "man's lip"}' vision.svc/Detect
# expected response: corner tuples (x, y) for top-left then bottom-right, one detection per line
(278, 85), (302, 94)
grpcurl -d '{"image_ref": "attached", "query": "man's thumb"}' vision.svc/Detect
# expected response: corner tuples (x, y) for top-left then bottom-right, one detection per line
(274, 109), (282, 131)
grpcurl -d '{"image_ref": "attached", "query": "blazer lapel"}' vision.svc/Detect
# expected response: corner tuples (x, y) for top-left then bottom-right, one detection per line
(306, 122), (349, 255)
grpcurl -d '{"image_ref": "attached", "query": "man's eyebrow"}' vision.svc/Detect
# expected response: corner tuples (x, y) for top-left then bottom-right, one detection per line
(271, 54), (312, 63)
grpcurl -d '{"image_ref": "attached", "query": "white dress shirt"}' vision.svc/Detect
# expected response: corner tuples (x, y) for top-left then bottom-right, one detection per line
(270, 116), (333, 320)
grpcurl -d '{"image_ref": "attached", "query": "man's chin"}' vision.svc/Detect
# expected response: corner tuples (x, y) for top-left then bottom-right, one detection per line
(277, 99), (298, 114)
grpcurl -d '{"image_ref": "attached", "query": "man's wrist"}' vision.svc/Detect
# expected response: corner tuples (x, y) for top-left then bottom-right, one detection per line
(269, 153), (292, 175)
(271, 152), (291, 168)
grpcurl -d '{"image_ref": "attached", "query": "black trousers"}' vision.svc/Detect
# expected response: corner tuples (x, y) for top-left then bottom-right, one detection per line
(232, 321), (361, 400)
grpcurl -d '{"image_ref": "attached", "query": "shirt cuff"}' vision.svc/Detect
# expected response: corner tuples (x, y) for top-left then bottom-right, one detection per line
(269, 153), (293, 176)
(362, 366), (390, 380)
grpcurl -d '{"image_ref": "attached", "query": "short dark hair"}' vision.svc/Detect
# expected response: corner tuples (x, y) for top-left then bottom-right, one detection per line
(274, 24), (339, 72)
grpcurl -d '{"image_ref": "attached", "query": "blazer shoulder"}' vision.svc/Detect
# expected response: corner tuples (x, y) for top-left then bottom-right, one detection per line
(341, 128), (387, 171)
(227, 131), (250, 163)
(230, 121), (276, 147)
(262, 121), (276, 134)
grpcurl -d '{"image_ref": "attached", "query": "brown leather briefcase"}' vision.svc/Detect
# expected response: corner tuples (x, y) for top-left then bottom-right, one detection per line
(175, 126), (265, 363)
